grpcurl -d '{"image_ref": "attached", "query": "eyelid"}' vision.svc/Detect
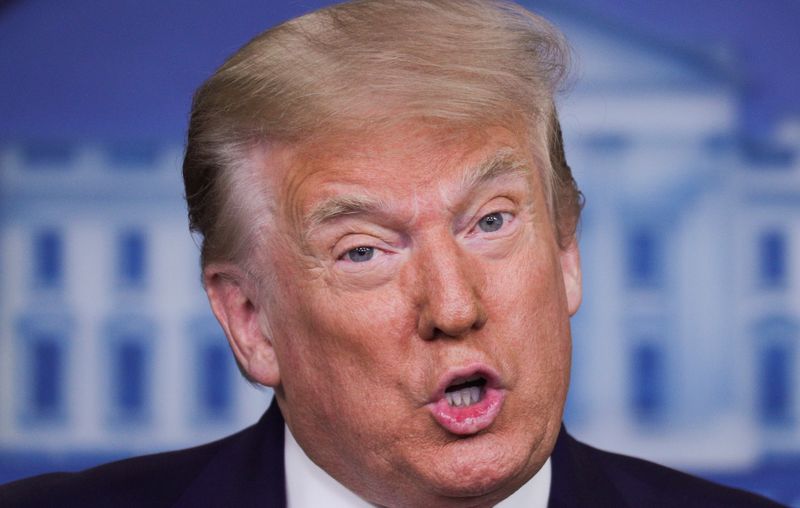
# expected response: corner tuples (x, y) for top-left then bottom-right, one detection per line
(336, 242), (375, 261)
(334, 242), (397, 277)
(467, 203), (516, 236)
(337, 245), (376, 261)
(333, 233), (395, 262)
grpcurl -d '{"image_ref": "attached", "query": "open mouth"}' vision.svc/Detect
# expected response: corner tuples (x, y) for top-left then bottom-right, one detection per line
(427, 365), (506, 436)
(444, 375), (487, 407)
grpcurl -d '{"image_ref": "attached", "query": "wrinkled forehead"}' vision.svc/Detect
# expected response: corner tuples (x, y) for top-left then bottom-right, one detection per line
(261, 122), (544, 231)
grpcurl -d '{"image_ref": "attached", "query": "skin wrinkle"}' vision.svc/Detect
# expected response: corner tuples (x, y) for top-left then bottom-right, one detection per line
(298, 157), (537, 287)
(304, 148), (529, 235)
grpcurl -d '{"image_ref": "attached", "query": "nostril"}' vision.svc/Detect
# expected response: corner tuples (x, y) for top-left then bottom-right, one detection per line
(427, 303), (486, 339)
(416, 276), (487, 340)
(416, 249), (486, 339)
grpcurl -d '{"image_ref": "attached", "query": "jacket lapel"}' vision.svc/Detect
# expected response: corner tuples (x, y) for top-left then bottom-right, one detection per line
(175, 399), (287, 508)
(174, 410), (624, 508)
(548, 425), (627, 508)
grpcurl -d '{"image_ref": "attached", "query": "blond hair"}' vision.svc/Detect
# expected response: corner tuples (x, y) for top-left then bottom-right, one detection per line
(183, 0), (582, 268)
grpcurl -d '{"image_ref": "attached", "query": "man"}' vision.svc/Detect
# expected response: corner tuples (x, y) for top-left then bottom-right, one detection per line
(0, 0), (783, 506)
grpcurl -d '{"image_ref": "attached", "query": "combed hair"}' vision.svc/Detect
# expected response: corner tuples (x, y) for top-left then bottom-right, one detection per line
(183, 0), (583, 270)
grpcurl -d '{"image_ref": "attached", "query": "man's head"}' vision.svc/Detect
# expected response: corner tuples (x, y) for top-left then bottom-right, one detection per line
(183, 0), (583, 505)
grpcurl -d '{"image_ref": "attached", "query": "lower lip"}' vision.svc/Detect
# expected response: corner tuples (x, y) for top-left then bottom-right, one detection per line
(427, 388), (505, 436)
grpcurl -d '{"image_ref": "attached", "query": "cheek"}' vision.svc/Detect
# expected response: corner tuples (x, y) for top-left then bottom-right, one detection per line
(272, 276), (418, 398)
(483, 242), (571, 386)
(484, 236), (566, 322)
(316, 286), (415, 353)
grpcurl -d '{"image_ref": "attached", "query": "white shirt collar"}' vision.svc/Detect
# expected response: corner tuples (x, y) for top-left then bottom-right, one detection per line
(284, 424), (551, 507)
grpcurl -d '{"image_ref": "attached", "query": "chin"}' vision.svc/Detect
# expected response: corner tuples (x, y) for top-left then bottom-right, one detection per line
(421, 432), (536, 500)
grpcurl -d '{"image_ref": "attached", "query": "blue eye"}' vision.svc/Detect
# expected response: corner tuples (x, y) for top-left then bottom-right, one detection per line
(346, 246), (375, 262)
(477, 213), (504, 232)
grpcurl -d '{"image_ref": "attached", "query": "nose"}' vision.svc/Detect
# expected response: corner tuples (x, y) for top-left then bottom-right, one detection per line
(415, 236), (487, 340)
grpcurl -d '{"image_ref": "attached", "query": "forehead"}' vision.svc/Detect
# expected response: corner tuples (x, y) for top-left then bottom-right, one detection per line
(269, 124), (538, 224)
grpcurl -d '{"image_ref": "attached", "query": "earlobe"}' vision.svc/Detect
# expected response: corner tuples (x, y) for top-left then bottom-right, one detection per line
(204, 264), (281, 387)
(559, 239), (582, 317)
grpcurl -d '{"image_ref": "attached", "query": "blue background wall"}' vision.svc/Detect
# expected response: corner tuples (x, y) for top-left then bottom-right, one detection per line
(1, 0), (798, 505)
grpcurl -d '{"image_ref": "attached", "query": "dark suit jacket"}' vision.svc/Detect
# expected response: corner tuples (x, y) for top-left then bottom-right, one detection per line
(0, 401), (783, 507)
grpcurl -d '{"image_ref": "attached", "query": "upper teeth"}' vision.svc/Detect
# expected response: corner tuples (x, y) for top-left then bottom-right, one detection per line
(445, 386), (481, 407)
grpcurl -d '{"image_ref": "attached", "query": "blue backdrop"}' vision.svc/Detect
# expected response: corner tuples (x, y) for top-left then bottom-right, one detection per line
(0, 0), (798, 505)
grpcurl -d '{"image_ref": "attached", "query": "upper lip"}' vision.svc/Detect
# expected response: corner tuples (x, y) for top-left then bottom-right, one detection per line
(428, 363), (503, 404)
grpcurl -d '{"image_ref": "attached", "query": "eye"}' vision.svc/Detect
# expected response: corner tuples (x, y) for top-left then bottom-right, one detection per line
(345, 246), (375, 263)
(477, 212), (504, 233)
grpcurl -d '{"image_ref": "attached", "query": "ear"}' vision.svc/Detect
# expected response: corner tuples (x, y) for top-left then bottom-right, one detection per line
(559, 239), (582, 317)
(204, 263), (280, 387)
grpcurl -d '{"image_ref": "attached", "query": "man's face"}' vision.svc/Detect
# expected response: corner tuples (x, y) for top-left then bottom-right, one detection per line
(245, 123), (580, 506)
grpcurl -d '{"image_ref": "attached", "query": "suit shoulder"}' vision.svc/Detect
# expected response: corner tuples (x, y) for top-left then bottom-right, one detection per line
(0, 431), (242, 508)
(581, 440), (784, 507)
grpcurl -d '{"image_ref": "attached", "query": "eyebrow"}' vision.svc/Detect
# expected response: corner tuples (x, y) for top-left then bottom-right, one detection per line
(303, 147), (529, 231)
(305, 193), (388, 231)
(457, 147), (529, 192)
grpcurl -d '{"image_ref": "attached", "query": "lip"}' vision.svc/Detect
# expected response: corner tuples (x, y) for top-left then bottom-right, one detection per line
(426, 363), (506, 436)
